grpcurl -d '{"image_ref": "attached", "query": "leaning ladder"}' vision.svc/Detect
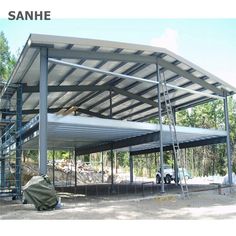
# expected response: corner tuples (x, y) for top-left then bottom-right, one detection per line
(160, 72), (189, 198)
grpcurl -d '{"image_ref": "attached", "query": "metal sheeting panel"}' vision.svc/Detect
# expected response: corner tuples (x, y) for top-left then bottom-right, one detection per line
(2, 34), (236, 123)
(22, 114), (158, 149)
(22, 115), (227, 152)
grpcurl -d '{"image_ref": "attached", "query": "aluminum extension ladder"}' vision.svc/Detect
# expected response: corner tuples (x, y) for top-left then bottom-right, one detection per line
(160, 71), (189, 198)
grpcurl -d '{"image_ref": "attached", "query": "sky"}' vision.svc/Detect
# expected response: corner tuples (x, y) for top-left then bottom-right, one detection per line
(0, 19), (236, 89)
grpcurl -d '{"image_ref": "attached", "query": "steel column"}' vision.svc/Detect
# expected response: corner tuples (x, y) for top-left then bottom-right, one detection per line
(110, 149), (114, 188)
(74, 151), (77, 188)
(224, 92), (232, 185)
(16, 84), (23, 197)
(173, 150), (178, 186)
(101, 152), (104, 183)
(1, 113), (6, 188)
(52, 149), (55, 186)
(129, 152), (134, 183)
(0, 160), (5, 188)
(172, 108), (178, 185)
(109, 90), (115, 193)
(39, 48), (48, 175)
(156, 62), (165, 193)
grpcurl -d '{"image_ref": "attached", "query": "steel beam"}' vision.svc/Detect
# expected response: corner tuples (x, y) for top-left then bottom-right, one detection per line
(158, 58), (223, 96)
(81, 63), (148, 111)
(130, 136), (227, 155)
(22, 44), (74, 109)
(76, 108), (108, 119)
(22, 107), (69, 115)
(57, 54), (162, 113)
(49, 58), (224, 100)
(120, 80), (205, 120)
(174, 97), (215, 112)
(5, 107), (109, 119)
(22, 85), (111, 93)
(39, 48), (48, 175)
(76, 132), (160, 156)
(156, 63), (165, 193)
(224, 92), (232, 185)
(96, 75), (219, 118)
(112, 87), (157, 108)
(98, 71), (180, 115)
(50, 50), (138, 112)
(134, 96), (215, 122)
(48, 48), (156, 64)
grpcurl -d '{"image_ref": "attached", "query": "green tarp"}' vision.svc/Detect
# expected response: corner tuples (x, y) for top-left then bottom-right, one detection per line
(23, 175), (58, 211)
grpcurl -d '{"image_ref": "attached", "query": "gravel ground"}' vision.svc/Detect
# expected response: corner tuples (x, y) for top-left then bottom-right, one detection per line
(1, 187), (236, 220)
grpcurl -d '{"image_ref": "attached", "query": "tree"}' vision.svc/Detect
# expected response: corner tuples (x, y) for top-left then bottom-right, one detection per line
(0, 31), (16, 81)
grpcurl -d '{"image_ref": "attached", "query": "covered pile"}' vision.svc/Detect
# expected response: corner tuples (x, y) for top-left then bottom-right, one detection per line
(23, 175), (58, 211)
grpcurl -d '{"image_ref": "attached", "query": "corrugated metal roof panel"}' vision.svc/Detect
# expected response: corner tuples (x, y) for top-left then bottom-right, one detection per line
(1, 34), (235, 123)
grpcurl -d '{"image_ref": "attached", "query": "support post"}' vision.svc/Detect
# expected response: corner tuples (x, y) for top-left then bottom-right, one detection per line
(172, 107), (178, 185)
(74, 150), (77, 188)
(173, 150), (178, 185)
(223, 92), (232, 185)
(129, 152), (134, 183)
(109, 90), (115, 193)
(16, 84), (23, 197)
(1, 114), (6, 188)
(101, 152), (104, 183)
(173, 107), (177, 124)
(110, 149), (114, 187)
(39, 47), (48, 175)
(1, 160), (5, 188)
(52, 149), (55, 186)
(156, 62), (165, 193)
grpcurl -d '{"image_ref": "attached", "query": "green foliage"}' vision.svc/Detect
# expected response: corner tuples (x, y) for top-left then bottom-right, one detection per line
(228, 96), (236, 142)
(0, 31), (16, 81)
(47, 150), (71, 160)
(117, 152), (129, 167)
(23, 150), (38, 162)
(177, 100), (224, 129)
(177, 98), (236, 176)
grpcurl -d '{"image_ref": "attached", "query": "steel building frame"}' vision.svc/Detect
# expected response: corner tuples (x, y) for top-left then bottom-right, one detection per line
(0, 34), (235, 197)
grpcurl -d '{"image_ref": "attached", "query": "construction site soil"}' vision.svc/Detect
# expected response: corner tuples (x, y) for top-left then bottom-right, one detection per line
(1, 184), (236, 220)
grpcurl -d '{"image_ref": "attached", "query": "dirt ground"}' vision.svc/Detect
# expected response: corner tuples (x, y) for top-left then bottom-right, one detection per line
(1, 187), (236, 220)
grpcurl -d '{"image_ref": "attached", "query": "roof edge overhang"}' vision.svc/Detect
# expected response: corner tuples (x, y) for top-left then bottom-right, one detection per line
(3, 33), (236, 95)
(28, 34), (236, 94)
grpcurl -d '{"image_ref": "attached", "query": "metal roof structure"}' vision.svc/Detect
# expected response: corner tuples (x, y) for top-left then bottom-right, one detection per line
(1, 34), (235, 122)
(0, 34), (235, 194)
